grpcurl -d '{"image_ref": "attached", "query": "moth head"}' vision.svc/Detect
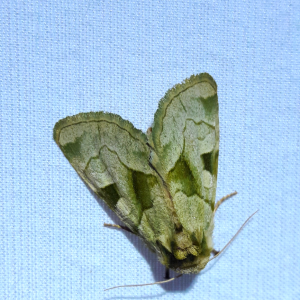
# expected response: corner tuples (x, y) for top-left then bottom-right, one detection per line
(156, 228), (213, 274)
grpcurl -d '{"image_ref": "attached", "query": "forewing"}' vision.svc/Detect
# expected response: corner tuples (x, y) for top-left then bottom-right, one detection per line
(53, 112), (169, 234)
(149, 73), (219, 240)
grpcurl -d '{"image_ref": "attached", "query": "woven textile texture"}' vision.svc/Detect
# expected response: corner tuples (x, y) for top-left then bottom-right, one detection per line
(1, 1), (299, 299)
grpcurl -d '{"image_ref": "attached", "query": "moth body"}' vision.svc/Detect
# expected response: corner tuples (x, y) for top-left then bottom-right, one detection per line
(54, 73), (219, 274)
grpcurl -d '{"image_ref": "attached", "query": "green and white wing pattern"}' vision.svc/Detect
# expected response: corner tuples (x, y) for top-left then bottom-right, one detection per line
(54, 73), (219, 274)
(148, 73), (219, 272)
(53, 112), (174, 253)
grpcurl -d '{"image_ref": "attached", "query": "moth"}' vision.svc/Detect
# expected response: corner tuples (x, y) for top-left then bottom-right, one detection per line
(54, 73), (256, 289)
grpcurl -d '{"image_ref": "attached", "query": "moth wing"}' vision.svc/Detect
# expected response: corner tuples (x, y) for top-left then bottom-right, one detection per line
(149, 73), (219, 239)
(53, 112), (173, 237)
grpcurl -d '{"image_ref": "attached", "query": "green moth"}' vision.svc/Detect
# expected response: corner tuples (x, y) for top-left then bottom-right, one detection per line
(54, 73), (251, 288)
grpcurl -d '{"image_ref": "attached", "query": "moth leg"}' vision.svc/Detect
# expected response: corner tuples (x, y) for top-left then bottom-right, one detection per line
(211, 249), (220, 256)
(164, 268), (170, 280)
(214, 191), (237, 214)
(103, 223), (134, 234)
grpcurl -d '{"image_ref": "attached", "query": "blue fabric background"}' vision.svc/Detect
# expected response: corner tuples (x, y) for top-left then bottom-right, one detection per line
(1, 1), (299, 299)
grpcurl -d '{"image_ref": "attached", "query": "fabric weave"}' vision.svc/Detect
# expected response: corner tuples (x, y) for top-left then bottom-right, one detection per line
(0, 1), (299, 299)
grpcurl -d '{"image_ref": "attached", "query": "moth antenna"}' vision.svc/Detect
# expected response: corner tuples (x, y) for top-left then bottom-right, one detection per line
(209, 210), (258, 262)
(104, 274), (183, 291)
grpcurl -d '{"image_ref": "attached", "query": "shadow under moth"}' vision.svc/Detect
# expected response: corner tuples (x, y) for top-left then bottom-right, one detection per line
(53, 73), (256, 290)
